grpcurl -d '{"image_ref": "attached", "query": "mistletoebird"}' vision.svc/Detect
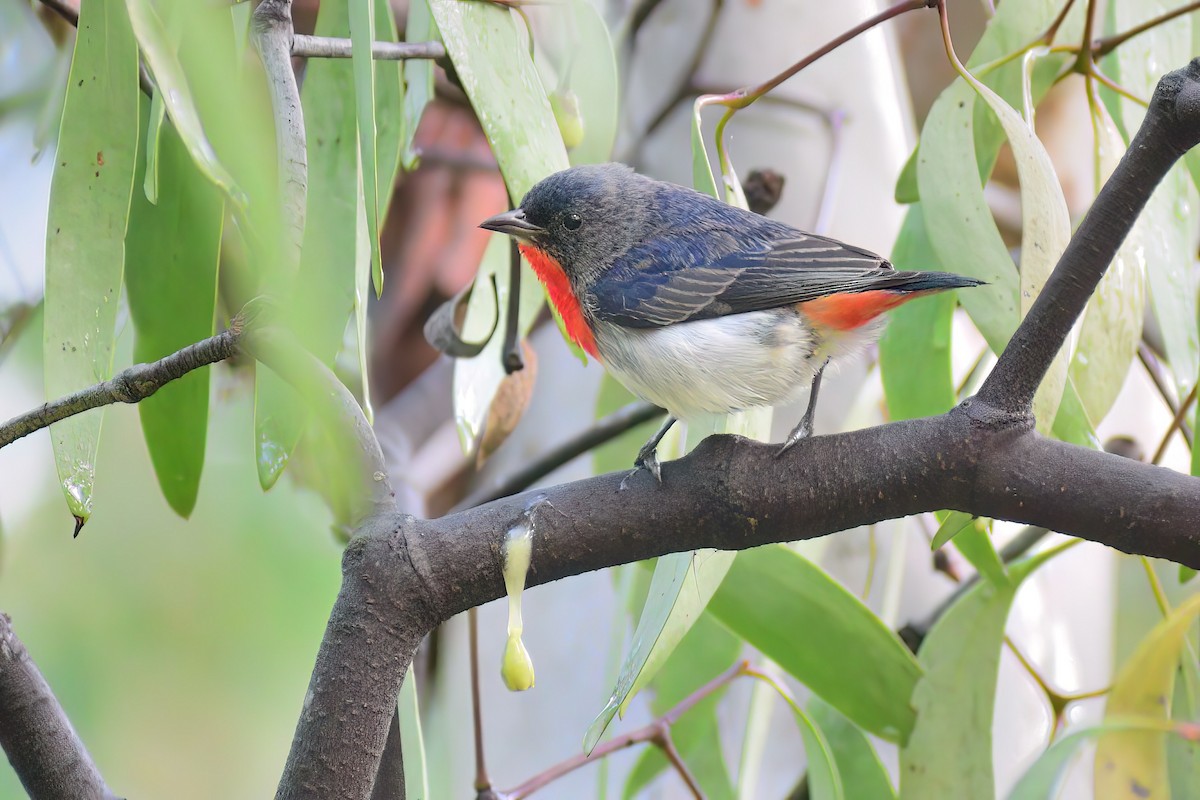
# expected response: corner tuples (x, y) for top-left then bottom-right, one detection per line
(480, 163), (982, 481)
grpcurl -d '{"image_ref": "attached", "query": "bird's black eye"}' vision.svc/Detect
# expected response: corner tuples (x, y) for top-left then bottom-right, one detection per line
(563, 212), (582, 230)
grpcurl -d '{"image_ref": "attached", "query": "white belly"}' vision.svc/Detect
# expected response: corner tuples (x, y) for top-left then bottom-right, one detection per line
(591, 309), (818, 418)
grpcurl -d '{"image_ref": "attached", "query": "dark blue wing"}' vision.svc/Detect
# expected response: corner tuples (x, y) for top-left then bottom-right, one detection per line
(588, 227), (902, 329)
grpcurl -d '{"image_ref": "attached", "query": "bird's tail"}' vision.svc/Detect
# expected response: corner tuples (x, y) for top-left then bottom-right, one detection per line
(799, 270), (984, 330)
(869, 270), (986, 293)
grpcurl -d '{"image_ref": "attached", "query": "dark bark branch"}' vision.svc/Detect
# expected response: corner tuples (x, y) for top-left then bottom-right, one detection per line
(367, 710), (404, 800)
(0, 613), (119, 800)
(978, 59), (1200, 416)
(291, 35), (446, 61)
(0, 328), (240, 450)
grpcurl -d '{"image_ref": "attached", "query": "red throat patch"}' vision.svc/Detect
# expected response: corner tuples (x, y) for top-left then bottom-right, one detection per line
(519, 243), (599, 358)
(799, 289), (931, 331)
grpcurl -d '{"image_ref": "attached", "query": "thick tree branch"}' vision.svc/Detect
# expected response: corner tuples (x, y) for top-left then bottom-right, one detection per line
(252, 0), (306, 271)
(978, 58), (1200, 416)
(276, 60), (1200, 800)
(0, 328), (240, 451)
(0, 613), (118, 800)
(291, 35), (445, 61)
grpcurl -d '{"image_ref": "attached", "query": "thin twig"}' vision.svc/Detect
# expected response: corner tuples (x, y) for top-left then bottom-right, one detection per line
(1139, 342), (1195, 446)
(469, 607), (491, 793)
(291, 35), (446, 60)
(503, 662), (747, 799)
(1151, 383), (1197, 465)
(454, 402), (665, 511)
(1094, 0), (1200, 57)
(0, 328), (241, 450)
(656, 730), (705, 800)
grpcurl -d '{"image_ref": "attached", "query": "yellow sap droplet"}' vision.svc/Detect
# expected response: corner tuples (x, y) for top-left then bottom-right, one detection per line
(501, 631), (535, 691)
(500, 502), (537, 692)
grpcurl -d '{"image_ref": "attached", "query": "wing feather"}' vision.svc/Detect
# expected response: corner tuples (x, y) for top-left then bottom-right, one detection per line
(589, 231), (901, 329)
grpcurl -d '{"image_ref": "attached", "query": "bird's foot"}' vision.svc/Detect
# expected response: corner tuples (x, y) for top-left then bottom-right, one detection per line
(619, 444), (663, 490)
(776, 416), (814, 457)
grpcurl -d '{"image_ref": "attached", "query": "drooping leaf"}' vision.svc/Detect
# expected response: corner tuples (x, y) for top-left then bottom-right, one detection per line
(350, 0), (383, 299)
(126, 117), (222, 518)
(622, 613), (739, 800)
(708, 544), (923, 742)
(556, 0), (619, 166)
(879, 205), (957, 422)
(1068, 98), (1145, 425)
(1009, 718), (1198, 799)
(931, 512), (1007, 587)
(690, 99), (719, 199)
(900, 545), (1069, 799)
(1096, 594), (1200, 800)
(475, 341), (537, 465)
(1113, 2), (1198, 400)
(401, 0), (438, 169)
(373, 0), (404, 218)
(44, 0), (140, 523)
(585, 549), (735, 753)
(433, 0), (579, 448)
(126, 0), (246, 209)
(809, 697), (896, 800)
(958, 68), (1071, 433)
(430, 0), (569, 197)
(754, 671), (844, 800)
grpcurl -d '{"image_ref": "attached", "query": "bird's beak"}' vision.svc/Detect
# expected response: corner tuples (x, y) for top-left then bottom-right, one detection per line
(479, 208), (546, 242)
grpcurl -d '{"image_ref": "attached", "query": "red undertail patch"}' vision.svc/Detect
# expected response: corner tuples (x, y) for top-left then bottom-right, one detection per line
(519, 243), (599, 358)
(800, 289), (930, 331)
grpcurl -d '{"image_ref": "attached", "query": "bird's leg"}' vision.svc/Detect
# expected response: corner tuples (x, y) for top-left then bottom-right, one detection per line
(778, 358), (830, 456)
(622, 414), (677, 487)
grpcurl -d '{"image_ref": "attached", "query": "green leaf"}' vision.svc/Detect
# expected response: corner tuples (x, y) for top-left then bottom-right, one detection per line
(401, 0), (438, 169)
(431, 0), (581, 384)
(622, 613), (739, 800)
(900, 545), (1068, 799)
(1113, 2), (1198, 400)
(291, 0), (361, 370)
(126, 118), (222, 518)
(1008, 718), (1197, 799)
(894, 146), (919, 204)
(915, 0), (1079, 356)
(557, 0), (619, 166)
(1181, 566), (1198, 585)
(44, 0), (140, 522)
(708, 545), (923, 742)
(1068, 99), (1145, 425)
(690, 100), (719, 200)
(373, 0), (404, 217)
(752, 671), (844, 800)
(1096, 594), (1200, 800)
(953, 518), (1008, 588)
(809, 698), (896, 800)
(959, 69), (1071, 433)
(399, 665), (429, 800)
(126, 0), (245, 209)
(350, 0), (383, 299)
(430, 0), (569, 198)
(930, 510), (976, 551)
(143, 89), (166, 204)
(585, 549), (735, 753)
(880, 206), (957, 422)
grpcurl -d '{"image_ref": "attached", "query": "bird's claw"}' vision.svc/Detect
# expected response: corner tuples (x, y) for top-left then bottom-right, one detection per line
(776, 418), (813, 457)
(620, 445), (663, 490)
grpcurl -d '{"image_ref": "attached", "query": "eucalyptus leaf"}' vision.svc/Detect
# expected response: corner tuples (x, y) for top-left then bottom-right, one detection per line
(44, 0), (140, 523)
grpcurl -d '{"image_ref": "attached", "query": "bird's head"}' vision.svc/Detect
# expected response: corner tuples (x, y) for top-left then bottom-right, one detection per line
(479, 163), (659, 285)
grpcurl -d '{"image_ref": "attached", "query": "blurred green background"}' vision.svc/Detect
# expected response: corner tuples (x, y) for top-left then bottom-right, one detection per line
(0, 313), (343, 799)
